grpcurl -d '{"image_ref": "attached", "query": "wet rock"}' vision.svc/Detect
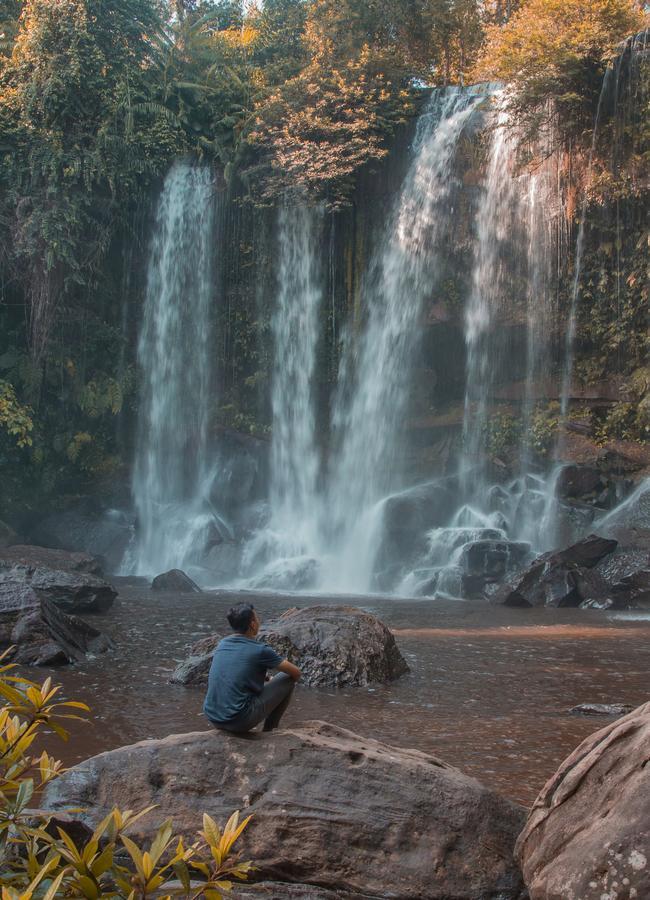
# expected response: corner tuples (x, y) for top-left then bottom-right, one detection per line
(378, 478), (458, 567)
(261, 606), (409, 687)
(516, 701), (650, 900)
(596, 548), (650, 583)
(171, 607), (408, 688)
(0, 544), (102, 575)
(553, 533), (618, 569)
(0, 564), (116, 614)
(30, 505), (133, 573)
(169, 637), (220, 686)
(613, 569), (650, 606)
(44, 721), (527, 900)
(553, 500), (597, 547)
(0, 583), (112, 665)
(459, 539), (531, 598)
(497, 535), (618, 608)
(569, 703), (634, 717)
(151, 569), (202, 593)
(555, 464), (604, 500)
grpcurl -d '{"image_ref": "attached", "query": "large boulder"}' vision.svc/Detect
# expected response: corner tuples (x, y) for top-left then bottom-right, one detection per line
(459, 539), (531, 598)
(261, 606), (409, 686)
(0, 563), (116, 614)
(377, 479), (458, 569)
(497, 535), (619, 608)
(0, 544), (102, 575)
(0, 583), (112, 665)
(170, 607), (409, 688)
(151, 569), (202, 593)
(516, 701), (650, 900)
(44, 722), (527, 899)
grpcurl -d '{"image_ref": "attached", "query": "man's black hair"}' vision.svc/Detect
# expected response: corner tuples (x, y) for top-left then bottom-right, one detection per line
(227, 603), (256, 634)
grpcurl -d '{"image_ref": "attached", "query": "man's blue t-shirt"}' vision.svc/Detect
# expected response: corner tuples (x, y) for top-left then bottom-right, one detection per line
(203, 635), (284, 724)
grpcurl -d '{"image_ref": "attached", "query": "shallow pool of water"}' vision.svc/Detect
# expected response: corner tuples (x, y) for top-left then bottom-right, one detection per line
(35, 580), (650, 807)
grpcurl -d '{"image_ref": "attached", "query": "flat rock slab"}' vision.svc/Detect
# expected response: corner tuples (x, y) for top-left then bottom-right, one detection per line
(170, 606), (409, 688)
(516, 701), (650, 899)
(569, 703), (634, 717)
(44, 721), (526, 899)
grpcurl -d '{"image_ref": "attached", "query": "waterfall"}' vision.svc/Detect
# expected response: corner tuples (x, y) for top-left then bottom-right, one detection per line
(460, 102), (521, 493)
(244, 87), (484, 592)
(128, 161), (220, 576)
(323, 87), (485, 590)
(243, 204), (324, 586)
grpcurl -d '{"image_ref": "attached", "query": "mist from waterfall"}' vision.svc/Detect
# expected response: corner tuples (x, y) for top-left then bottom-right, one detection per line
(127, 161), (220, 575)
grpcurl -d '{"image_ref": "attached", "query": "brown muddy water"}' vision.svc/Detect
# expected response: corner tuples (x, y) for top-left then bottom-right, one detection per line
(33, 578), (650, 807)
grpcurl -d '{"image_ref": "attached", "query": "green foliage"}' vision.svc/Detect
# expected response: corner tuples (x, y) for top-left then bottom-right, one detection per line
(474, 0), (648, 140)
(483, 409), (521, 459)
(529, 401), (562, 456)
(594, 368), (650, 443)
(0, 650), (254, 899)
(0, 379), (32, 447)
(575, 211), (649, 383)
(0, 0), (184, 359)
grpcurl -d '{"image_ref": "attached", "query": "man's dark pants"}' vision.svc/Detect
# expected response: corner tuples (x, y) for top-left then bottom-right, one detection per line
(214, 672), (295, 734)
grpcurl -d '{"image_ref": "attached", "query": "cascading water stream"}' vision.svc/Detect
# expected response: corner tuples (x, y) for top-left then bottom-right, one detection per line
(323, 88), (485, 590)
(243, 204), (324, 586)
(246, 87), (484, 592)
(460, 102), (520, 495)
(127, 161), (222, 576)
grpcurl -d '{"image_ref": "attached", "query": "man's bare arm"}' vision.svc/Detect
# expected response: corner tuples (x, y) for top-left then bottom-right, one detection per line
(278, 659), (301, 681)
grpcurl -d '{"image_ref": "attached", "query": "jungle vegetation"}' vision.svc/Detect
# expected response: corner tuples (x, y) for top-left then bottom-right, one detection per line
(0, 0), (647, 514)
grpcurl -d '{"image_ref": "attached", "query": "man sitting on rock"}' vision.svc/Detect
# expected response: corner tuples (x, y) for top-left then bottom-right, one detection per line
(203, 603), (301, 734)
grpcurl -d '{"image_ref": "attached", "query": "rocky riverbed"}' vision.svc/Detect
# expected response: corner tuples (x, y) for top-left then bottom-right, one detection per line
(25, 577), (650, 808)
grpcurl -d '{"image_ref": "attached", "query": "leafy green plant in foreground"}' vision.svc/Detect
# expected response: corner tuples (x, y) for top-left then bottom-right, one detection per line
(0, 650), (253, 898)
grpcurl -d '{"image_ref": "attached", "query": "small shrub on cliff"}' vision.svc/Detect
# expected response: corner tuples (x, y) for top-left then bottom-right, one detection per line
(0, 651), (253, 898)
